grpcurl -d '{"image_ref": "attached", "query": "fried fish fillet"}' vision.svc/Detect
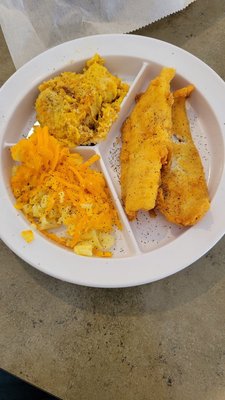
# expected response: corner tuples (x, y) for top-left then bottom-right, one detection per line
(120, 67), (175, 220)
(157, 85), (210, 226)
(35, 54), (129, 147)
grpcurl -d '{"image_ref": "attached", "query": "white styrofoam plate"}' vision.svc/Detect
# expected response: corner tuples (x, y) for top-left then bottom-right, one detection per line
(0, 34), (225, 288)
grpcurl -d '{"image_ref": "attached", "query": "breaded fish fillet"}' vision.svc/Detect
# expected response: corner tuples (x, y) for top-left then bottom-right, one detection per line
(35, 54), (129, 147)
(120, 68), (175, 220)
(157, 85), (210, 226)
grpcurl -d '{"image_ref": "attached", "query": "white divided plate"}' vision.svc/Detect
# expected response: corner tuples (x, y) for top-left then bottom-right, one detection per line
(0, 34), (225, 288)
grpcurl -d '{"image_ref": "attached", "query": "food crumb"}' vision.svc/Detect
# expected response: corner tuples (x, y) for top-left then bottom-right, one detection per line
(21, 230), (34, 243)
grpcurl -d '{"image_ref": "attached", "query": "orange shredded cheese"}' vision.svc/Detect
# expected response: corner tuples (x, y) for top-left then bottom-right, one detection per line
(11, 126), (121, 257)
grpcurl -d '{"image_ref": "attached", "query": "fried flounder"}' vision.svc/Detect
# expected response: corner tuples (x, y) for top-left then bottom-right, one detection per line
(120, 68), (175, 220)
(35, 54), (129, 147)
(157, 85), (210, 226)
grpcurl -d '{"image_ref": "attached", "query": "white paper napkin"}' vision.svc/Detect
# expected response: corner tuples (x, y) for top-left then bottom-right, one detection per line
(0, 0), (195, 69)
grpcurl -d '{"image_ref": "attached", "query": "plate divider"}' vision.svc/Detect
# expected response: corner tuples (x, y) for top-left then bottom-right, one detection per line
(98, 61), (150, 155)
(96, 147), (142, 255)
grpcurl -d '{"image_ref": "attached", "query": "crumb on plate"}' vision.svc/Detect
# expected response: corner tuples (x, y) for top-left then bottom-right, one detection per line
(21, 230), (34, 243)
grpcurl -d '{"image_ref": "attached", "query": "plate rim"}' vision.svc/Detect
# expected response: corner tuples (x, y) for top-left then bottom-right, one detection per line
(1, 33), (225, 288)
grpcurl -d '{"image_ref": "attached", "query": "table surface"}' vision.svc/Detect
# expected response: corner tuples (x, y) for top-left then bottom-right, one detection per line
(1, 1), (225, 399)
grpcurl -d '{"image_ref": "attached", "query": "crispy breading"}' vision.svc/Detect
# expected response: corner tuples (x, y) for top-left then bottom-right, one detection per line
(35, 54), (129, 147)
(157, 85), (210, 226)
(120, 67), (175, 220)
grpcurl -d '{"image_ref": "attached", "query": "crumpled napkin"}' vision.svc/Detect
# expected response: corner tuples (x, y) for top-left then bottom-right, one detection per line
(0, 0), (195, 69)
